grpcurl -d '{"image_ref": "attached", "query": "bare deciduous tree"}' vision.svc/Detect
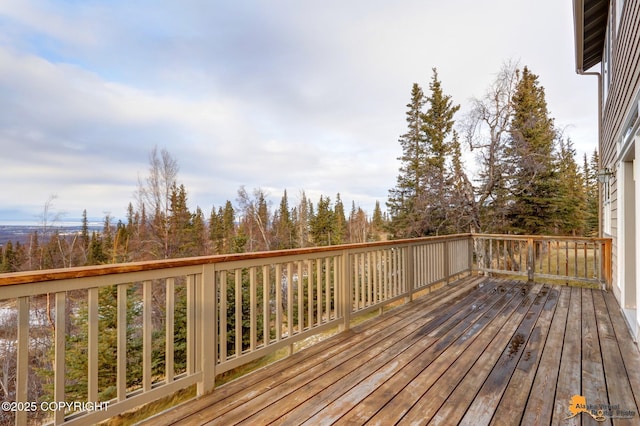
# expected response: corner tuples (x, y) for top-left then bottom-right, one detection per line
(463, 60), (520, 233)
(237, 186), (271, 252)
(135, 146), (179, 258)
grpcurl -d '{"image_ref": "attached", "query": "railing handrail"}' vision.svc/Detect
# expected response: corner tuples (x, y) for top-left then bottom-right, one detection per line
(471, 233), (611, 242)
(0, 233), (473, 287)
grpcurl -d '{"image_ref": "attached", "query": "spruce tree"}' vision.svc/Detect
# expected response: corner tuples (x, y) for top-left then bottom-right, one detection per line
(447, 131), (475, 233)
(167, 183), (192, 258)
(294, 191), (311, 248)
(310, 196), (335, 246)
(387, 69), (460, 237)
(273, 190), (296, 250)
(584, 150), (600, 236)
(556, 138), (586, 235)
(371, 201), (385, 240)
(387, 83), (427, 238)
(209, 206), (223, 254)
(191, 207), (207, 256)
(221, 201), (237, 253)
(333, 193), (347, 245)
(421, 69), (460, 235)
(506, 66), (559, 235)
(81, 209), (90, 264)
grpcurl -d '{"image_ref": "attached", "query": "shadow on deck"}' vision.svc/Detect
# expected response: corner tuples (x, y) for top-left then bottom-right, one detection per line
(143, 276), (640, 425)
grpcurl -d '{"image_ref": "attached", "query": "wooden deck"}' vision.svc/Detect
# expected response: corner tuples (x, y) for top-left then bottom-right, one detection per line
(143, 276), (640, 425)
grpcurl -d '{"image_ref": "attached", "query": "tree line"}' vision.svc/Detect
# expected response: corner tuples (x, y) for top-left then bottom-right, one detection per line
(0, 148), (388, 273)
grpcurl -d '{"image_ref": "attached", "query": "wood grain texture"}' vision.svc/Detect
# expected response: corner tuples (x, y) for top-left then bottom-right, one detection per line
(139, 278), (640, 426)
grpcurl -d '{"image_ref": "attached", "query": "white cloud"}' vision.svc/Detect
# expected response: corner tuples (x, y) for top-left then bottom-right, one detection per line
(0, 0), (600, 223)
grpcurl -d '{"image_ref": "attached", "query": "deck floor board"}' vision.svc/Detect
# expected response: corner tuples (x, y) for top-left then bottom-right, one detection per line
(142, 277), (640, 426)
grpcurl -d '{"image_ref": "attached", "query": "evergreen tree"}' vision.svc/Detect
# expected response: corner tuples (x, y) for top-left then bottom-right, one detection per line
(102, 215), (114, 262)
(387, 82), (427, 238)
(310, 196), (335, 246)
(506, 66), (560, 235)
(556, 138), (586, 235)
(584, 150), (600, 236)
(209, 206), (223, 254)
(88, 231), (107, 265)
(167, 183), (192, 258)
(447, 131), (475, 233)
(63, 285), (143, 402)
(333, 194), (347, 245)
(371, 201), (386, 240)
(222, 201), (237, 253)
(387, 69), (460, 237)
(294, 191), (311, 248)
(273, 190), (296, 250)
(191, 207), (207, 256)
(421, 69), (460, 235)
(80, 209), (90, 264)
(1, 241), (21, 273)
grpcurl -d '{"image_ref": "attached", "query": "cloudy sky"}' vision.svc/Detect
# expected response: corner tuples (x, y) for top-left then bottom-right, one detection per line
(0, 0), (599, 225)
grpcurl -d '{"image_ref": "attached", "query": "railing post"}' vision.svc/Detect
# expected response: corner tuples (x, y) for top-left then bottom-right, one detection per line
(88, 287), (99, 402)
(16, 297), (29, 426)
(405, 244), (415, 302)
(54, 292), (66, 425)
(198, 264), (217, 396)
(117, 283), (127, 401)
(601, 239), (612, 291)
(444, 240), (450, 284)
(143, 280), (153, 393)
(469, 235), (475, 274)
(527, 238), (535, 282)
(340, 250), (351, 332)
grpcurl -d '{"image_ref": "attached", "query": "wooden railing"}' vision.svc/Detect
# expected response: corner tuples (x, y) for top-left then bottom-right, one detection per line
(472, 234), (612, 289)
(0, 233), (610, 425)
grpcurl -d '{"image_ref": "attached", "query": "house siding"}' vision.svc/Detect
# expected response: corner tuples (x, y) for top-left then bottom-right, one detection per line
(602, 0), (640, 161)
(600, 0), (640, 338)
